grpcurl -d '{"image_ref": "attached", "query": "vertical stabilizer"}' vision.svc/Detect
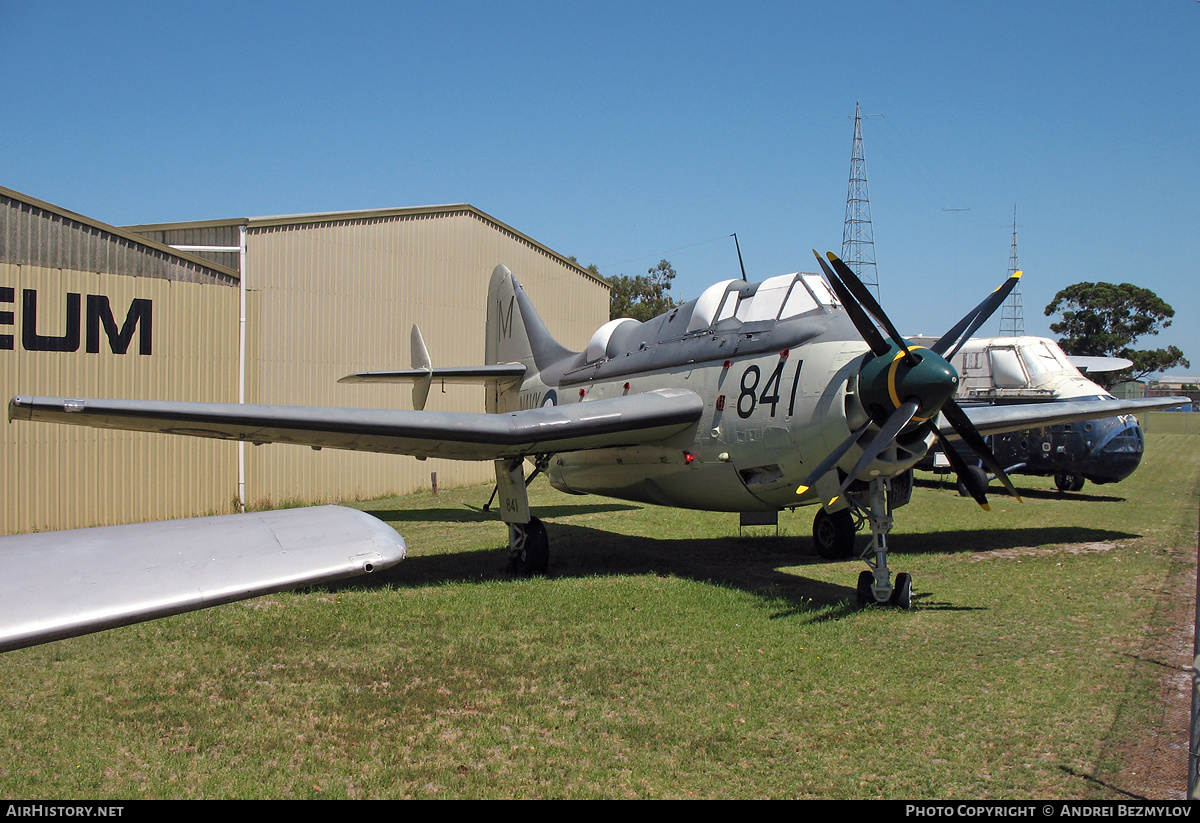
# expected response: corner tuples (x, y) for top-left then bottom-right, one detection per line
(485, 265), (576, 414)
(485, 265), (575, 370)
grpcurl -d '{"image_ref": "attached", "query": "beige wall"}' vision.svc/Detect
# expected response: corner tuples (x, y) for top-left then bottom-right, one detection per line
(2, 263), (239, 533)
(3, 197), (609, 531)
(240, 210), (609, 506)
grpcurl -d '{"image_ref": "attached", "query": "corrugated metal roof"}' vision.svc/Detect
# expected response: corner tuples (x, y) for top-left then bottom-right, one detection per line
(0, 185), (240, 284)
(124, 203), (609, 289)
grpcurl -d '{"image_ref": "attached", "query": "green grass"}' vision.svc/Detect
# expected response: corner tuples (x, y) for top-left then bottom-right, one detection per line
(1144, 410), (1200, 436)
(1, 434), (1196, 799)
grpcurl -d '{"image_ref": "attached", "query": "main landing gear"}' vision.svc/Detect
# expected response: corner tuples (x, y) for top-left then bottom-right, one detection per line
(1054, 473), (1085, 493)
(494, 455), (553, 577)
(508, 517), (549, 576)
(813, 476), (913, 609)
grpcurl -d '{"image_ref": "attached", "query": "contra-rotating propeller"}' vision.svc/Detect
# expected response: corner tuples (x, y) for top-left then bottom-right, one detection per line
(797, 251), (1023, 510)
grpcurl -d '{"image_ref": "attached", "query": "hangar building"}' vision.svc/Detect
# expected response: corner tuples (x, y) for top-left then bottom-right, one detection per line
(2, 186), (609, 534)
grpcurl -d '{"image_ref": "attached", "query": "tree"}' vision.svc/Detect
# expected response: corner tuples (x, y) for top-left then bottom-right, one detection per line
(608, 259), (679, 322)
(565, 256), (601, 278)
(1044, 282), (1189, 388)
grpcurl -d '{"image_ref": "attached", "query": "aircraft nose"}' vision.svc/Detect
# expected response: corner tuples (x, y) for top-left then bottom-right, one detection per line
(1083, 416), (1145, 484)
(859, 345), (959, 425)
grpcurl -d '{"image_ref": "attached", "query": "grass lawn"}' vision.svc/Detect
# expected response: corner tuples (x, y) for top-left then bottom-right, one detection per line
(1, 433), (1196, 799)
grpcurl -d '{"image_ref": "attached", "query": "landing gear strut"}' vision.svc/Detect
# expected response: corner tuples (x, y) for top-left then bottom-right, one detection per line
(494, 455), (553, 577)
(851, 476), (912, 608)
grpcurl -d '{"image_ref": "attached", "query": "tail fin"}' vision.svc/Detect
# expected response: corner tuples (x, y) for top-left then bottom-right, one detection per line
(485, 265), (575, 373)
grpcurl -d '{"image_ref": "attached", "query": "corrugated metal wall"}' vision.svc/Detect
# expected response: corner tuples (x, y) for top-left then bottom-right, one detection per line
(1, 189), (240, 534)
(239, 208), (609, 506)
(4, 192), (609, 531)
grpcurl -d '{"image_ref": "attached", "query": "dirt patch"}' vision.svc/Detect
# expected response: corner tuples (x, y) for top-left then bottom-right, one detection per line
(968, 542), (1119, 561)
(1101, 547), (1195, 800)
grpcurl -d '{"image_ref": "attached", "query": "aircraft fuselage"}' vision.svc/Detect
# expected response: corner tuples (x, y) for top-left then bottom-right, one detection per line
(511, 303), (927, 513)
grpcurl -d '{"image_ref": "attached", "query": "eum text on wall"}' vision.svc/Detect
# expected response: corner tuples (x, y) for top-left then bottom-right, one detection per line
(0, 287), (151, 355)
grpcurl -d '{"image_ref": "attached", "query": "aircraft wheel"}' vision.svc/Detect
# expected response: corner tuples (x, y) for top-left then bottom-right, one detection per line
(890, 572), (913, 609)
(856, 570), (874, 605)
(957, 465), (988, 497)
(813, 509), (856, 560)
(508, 517), (550, 577)
(1055, 473), (1085, 493)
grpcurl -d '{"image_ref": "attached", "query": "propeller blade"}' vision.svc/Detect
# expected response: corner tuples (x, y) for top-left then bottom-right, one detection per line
(931, 271), (1023, 358)
(813, 250), (890, 356)
(795, 422), (872, 496)
(924, 422), (990, 510)
(826, 252), (916, 366)
(828, 399), (920, 506)
(938, 398), (1022, 502)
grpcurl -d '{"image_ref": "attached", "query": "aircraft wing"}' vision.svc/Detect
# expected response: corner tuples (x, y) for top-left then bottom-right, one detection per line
(948, 395), (1191, 438)
(338, 364), (528, 385)
(8, 388), (705, 461)
(0, 506), (405, 653)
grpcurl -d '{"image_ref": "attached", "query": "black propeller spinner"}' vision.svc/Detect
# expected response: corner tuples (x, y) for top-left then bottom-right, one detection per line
(798, 251), (1024, 510)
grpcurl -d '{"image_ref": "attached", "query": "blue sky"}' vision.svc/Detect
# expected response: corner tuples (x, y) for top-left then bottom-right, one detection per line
(3, 1), (1197, 371)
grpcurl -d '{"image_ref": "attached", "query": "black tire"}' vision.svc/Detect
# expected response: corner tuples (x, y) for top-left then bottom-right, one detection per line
(813, 508), (856, 559)
(857, 570), (875, 605)
(509, 517), (550, 576)
(1055, 473), (1084, 493)
(890, 572), (912, 609)
(957, 464), (989, 498)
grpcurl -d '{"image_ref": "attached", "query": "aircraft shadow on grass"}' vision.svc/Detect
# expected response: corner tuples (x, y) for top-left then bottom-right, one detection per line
(325, 504), (1141, 618)
(914, 475), (1128, 504)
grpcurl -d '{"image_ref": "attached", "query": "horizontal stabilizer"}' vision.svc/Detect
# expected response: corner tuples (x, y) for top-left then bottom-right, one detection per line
(0, 506), (405, 653)
(9, 388), (704, 461)
(951, 396), (1191, 438)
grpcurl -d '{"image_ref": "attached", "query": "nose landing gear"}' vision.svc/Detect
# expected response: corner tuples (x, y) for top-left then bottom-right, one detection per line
(815, 475), (914, 609)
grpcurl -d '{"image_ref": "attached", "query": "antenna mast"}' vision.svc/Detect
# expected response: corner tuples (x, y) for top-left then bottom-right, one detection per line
(842, 102), (880, 300)
(998, 205), (1024, 336)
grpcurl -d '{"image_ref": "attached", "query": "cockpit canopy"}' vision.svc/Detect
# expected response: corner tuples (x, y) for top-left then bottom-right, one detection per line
(584, 271), (840, 366)
(685, 273), (838, 333)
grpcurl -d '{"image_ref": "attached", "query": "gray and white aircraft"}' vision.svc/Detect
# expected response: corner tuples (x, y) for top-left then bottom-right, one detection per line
(6, 251), (1189, 637)
(912, 335), (1148, 493)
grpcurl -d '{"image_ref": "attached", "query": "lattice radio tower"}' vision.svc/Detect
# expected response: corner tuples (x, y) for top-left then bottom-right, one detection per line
(998, 205), (1024, 336)
(842, 102), (879, 299)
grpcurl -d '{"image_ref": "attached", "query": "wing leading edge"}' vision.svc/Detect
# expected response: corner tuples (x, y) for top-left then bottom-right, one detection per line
(8, 388), (705, 461)
(949, 396), (1192, 438)
(0, 506), (405, 653)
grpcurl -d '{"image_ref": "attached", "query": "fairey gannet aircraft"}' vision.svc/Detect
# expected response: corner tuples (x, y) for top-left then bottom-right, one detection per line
(6, 252), (1188, 638)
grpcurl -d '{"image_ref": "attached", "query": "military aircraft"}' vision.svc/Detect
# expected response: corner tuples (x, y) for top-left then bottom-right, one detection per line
(5, 251), (1189, 637)
(911, 335), (1147, 493)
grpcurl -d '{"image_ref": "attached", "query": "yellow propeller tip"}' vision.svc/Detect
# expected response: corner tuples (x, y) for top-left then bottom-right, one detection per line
(1013, 270), (1023, 278)
(827, 496), (839, 507)
(796, 485), (809, 495)
(981, 503), (991, 512)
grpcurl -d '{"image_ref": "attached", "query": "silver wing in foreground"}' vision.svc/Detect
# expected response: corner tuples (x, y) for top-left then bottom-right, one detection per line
(0, 506), (405, 653)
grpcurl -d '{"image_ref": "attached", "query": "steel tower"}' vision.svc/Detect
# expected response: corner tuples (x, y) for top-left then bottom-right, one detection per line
(998, 206), (1024, 336)
(841, 102), (879, 299)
